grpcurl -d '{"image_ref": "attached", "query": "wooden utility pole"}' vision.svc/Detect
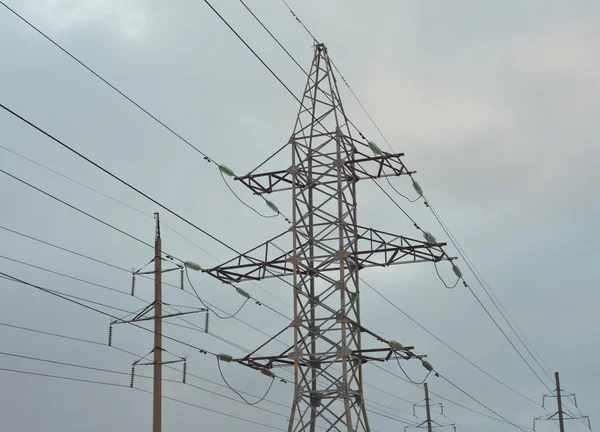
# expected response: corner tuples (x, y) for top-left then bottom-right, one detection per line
(424, 382), (433, 432)
(153, 212), (162, 432)
(555, 372), (565, 432)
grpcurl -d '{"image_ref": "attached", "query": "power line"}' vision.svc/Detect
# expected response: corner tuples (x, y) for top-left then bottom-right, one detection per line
(0, 157), (288, 313)
(280, 0), (319, 43)
(0, 319), (430, 427)
(0, 257), (284, 365)
(0, 103), (237, 255)
(1, 278), (426, 427)
(1, 271), (298, 395)
(1, 105), (293, 310)
(0, 274), (134, 315)
(370, 363), (529, 429)
(1, 2), (293, 225)
(0, 2), (216, 162)
(359, 276), (541, 406)
(427, 201), (555, 383)
(0, 144), (290, 307)
(0, 350), (289, 420)
(0, 231), (433, 423)
(0, 224), (127, 272)
(237, 0), (308, 77)
(435, 372), (530, 432)
(0, 254), (220, 336)
(0, 143), (219, 261)
(460, 274), (551, 392)
(1, 331), (415, 431)
(0, 366), (287, 430)
(0, 366), (127, 388)
(0, 167), (152, 250)
(0, 271), (217, 356)
(0, 258), (287, 387)
(0, 321), (289, 410)
(0, 254), (130, 297)
(0, 232), (397, 412)
(0, 224), (289, 345)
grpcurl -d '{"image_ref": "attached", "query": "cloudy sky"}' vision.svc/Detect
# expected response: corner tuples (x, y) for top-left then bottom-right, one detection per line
(0, 0), (598, 431)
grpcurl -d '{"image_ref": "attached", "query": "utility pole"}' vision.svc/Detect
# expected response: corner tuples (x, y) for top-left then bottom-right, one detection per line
(407, 385), (454, 432)
(108, 212), (206, 431)
(204, 43), (455, 431)
(424, 383), (433, 432)
(153, 212), (162, 432)
(534, 371), (592, 432)
(555, 372), (565, 432)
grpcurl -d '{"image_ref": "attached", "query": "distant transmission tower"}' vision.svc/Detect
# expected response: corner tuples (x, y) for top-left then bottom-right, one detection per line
(205, 44), (453, 431)
(408, 383), (455, 432)
(534, 372), (592, 432)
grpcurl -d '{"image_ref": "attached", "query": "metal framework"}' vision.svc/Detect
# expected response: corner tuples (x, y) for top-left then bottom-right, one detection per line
(533, 372), (592, 432)
(407, 384), (455, 432)
(204, 44), (453, 432)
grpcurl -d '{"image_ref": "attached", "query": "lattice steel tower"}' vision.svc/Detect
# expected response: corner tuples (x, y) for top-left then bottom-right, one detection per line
(206, 44), (452, 431)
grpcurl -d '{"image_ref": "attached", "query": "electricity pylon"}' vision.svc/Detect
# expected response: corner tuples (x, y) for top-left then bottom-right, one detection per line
(204, 44), (454, 431)
(109, 213), (206, 432)
(534, 372), (592, 432)
(407, 383), (455, 432)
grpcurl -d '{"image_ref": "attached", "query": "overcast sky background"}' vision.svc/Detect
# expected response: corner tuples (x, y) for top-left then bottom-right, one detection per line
(0, 0), (598, 431)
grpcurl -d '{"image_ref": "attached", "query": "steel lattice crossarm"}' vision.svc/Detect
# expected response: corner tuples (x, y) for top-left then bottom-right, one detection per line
(202, 227), (454, 285)
(235, 345), (425, 371)
(235, 148), (415, 195)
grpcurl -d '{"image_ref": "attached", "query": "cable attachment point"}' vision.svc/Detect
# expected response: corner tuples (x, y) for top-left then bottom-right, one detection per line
(235, 287), (250, 299)
(423, 231), (437, 244)
(388, 340), (404, 351)
(260, 367), (276, 378)
(412, 180), (423, 196)
(218, 164), (236, 177)
(217, 353), (234, 363)
(184, 261), (202, 272)
(452, 264), (463, 279)
(368, 141), (382, 155)
(265, 200), (280, 215)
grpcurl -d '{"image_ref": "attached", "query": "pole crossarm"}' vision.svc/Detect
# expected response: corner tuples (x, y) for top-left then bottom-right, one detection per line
(405, 423), (456, 432)
(111, 308), (207, 325)
(203, 227), (454, 284)
(235, 150), (415, 195)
